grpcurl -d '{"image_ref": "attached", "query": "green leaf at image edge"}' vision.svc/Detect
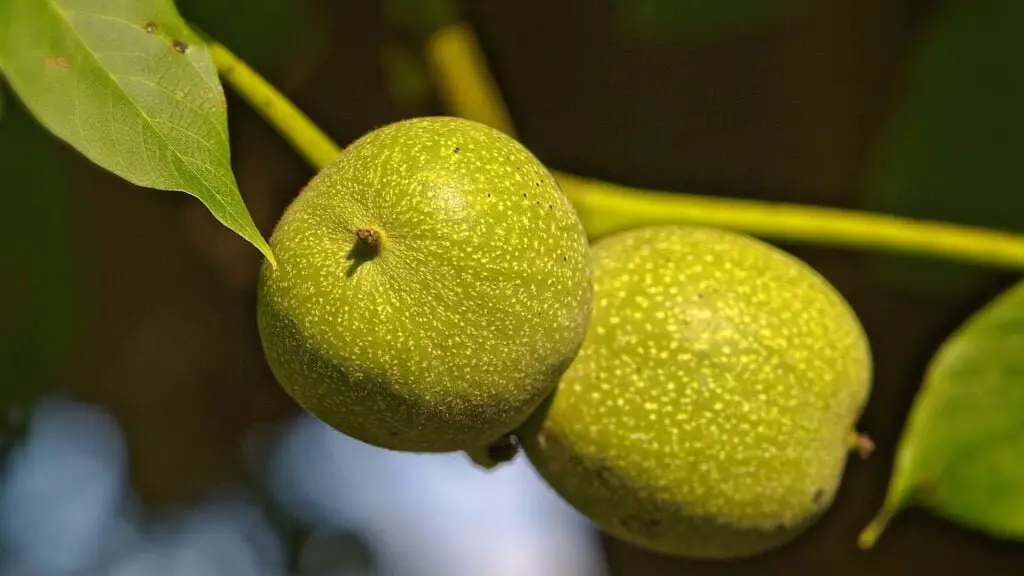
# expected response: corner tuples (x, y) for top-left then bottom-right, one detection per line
(0, 0), (274, 265)
(860, 281), (1024, 548)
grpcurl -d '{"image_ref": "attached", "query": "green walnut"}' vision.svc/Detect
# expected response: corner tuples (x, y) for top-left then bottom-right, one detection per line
(519, 225), (872, 559)
(257, 116), (592, 453)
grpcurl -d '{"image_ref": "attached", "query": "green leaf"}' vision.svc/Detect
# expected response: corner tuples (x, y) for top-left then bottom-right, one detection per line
(0, 0), (274, 264)
(859, 281), (1024, 548)
(864, 0), (1024, 295)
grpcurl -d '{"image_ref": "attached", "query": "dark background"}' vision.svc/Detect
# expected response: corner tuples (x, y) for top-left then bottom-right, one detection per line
(2, 0), (1023, 574)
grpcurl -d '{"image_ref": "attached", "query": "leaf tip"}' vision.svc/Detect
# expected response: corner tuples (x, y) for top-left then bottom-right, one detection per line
(858, 501), (899, 550)
(263, 248), (278, 270)
(250, 234), (277, 270)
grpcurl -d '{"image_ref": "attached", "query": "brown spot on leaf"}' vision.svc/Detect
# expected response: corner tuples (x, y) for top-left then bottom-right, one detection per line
(913, 478), (939, 502)
(812, 489), (824, 504)
(45, 56), (68, 71)
(144, 21), (158, 34)
(172, 39), (189, 54)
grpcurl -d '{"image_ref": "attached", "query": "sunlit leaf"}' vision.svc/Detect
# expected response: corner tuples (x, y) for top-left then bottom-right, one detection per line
(860, 281), (1024, 548)
(864, 0), (1024, 295)
(0, 0), (274, 264)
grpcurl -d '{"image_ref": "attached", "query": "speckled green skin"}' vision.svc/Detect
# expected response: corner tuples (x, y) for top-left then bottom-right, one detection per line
(257, 117), (592, 453)
(520, 226), (871, 558)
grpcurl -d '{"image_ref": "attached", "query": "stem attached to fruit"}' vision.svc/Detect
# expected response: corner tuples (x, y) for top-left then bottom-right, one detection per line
(557, 173), (1024, 270)
(208, 33), (1024, 272)
(207, 42), (342, 169)
(424, 22), (518, 138)
(465, 434), (521, 470)
(422, 22), (1024, 271)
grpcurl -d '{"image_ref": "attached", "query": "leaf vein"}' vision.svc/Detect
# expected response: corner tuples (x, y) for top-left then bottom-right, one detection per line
(46, 0), (239, 209)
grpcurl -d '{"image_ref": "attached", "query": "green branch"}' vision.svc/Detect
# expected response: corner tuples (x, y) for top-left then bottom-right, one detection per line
(557, 173), (1024, 269)
(424, 22), (518, 138)
(208, 42), (341, 169)
(209, 34), (1024, 272)
(423, 22), (1024, 271)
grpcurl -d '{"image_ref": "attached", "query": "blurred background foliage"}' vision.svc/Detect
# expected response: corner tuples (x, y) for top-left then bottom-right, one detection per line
(1, 0), (1023, 575)
(617, 0), (790, 39)
(863, 0), (1024, 295)
(0, 86), (78, 456)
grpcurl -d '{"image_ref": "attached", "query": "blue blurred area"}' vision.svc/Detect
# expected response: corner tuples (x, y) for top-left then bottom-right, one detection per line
(100, 495), (286, 576)
(0, 396), (132, 574)
(0, 397), (606, 575)
(263, 414), (608, 576)
(0, 397), (282, 576)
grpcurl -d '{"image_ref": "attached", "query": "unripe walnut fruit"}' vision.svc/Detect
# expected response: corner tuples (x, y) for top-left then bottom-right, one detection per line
(520, 225), (872, 558)
(257, 117), (593, 452)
